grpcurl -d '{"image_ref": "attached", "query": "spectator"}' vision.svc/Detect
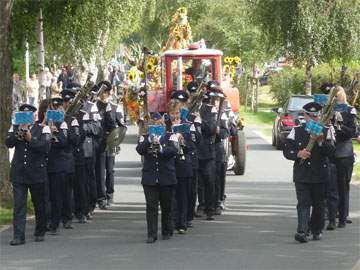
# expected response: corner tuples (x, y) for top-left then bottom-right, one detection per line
(26, 73), (39, 106)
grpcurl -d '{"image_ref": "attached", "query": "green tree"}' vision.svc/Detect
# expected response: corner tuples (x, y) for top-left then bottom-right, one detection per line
(250, 0), (339, 95)
(0, 0), (14, 202)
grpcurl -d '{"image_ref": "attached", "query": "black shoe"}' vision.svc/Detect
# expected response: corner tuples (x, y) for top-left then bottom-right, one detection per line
(214, 207), (222, 215)
(162, 235), (171, 240)
(206, 215), (214, 221)
(106, 197), (114, 206)
(346, 219), (352, 224)
(49, 228), (59, 235)
(78, 215), (87, 224)
(187, 221), (193, 228)
(146, 236), (157, 243)
(9, 238), (25, 246)
(177, 229), (186, 235)
(338, 222), (346, 228)
(294, 233), (308, 243)
(85, 214), (92, 220)
(326, 222), (336, 231)
(98, 201), (107, 210)
(34, 235), (45, 242)
(63, 222), (73, 229)
(312, 233), (322, 241)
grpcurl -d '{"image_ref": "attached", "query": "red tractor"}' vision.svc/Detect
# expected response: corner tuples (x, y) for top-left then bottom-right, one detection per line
(147, 47), (246, 175)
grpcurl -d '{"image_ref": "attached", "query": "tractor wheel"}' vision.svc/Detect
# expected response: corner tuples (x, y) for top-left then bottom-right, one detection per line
(233, 130), (246, 175)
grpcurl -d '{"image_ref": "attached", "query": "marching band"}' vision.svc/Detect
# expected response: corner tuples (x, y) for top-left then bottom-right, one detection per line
(5, 78), (359, 246)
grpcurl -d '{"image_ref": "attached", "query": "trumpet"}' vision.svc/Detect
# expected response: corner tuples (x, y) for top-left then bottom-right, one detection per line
(148, 134), (161, 158)
(16, 128), (29, 141)
(177, 133), (186, 160)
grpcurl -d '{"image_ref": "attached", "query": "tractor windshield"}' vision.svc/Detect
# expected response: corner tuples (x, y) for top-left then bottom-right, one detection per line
(170, 58), (215, 91)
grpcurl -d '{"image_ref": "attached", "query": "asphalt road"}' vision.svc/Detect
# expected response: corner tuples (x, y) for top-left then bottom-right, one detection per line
(1, 125), (359, 270)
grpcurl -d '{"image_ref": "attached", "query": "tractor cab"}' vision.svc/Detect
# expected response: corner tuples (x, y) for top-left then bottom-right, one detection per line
(147, 47), (240, 114)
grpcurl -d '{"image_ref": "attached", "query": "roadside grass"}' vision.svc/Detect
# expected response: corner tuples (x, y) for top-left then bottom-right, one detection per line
(240, 85), (276, 140)
(0, 195), (34, 227)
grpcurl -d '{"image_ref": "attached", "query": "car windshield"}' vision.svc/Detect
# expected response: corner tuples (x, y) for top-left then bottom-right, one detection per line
(287, 97), (314, 111)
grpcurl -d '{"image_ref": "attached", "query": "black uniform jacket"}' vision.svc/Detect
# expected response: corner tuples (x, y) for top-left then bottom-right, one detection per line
(6, 123), (51, 184)
(197, 104), (217, 160)
(332, 106), (357, 158)
(174, 121), (199, 178)
(283, 124), (335, 183)
(136, 133), (178, 186)
(96, 100), (117, 152)
(47, 121), (69, 174)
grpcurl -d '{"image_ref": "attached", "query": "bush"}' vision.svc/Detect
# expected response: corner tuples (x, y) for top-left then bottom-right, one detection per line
(270, 62), (360, 107)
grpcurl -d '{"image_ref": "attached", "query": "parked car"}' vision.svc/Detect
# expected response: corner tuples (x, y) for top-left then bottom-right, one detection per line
(272, 95), (314, 149)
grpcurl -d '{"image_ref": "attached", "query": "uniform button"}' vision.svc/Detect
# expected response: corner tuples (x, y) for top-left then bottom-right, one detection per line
(24, 155), (27, 158)
(307, 162), (311, 165)
(24, 162), (27, 165)
(157, 169), (159, 171)
(24, 149), (27, 152)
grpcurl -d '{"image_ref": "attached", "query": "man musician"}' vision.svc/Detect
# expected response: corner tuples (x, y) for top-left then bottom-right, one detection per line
(283, 102), (336, 243)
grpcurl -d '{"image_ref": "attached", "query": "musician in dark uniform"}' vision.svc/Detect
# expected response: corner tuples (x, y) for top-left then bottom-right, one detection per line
(331, 87), (357, 227)
(196, 81), (219, 220)
(61, 89), (83, 227)
(47, 97), (71, 235)
(212, 89), (230, 215)
(6, 104), (51, 245)
(136, 112), (178, 243)
(171, 89), (200, 228)
(283, 102), (336, 243)
(105, 100), (125, 206)
(94, 81), (117, 209)
(82, 100), (102, 218)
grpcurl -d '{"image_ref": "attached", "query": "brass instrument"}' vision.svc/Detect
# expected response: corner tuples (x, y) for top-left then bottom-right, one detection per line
(16, 127), (30, 141)
(64, 72), (94, 123)
(186, 71), (209, 122)
(178, 134), (186, 160)
(300, 86), (339, 165)
(148, 134), (161, 158)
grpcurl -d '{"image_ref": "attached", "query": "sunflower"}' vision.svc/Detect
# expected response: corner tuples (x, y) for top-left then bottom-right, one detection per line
(146, 62), (155, 73)
(224, 57), (232, 64)
(147, 56), (155, 65)
(233, 56), (240, 64)
(128, 73), (135, 81)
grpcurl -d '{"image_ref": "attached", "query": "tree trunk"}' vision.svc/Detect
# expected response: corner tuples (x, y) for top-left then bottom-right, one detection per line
(340, 64), (347, 87)
(95, 24), (110, 84)
(37, 3), (46, 100)
(304, 60), (313, 95)
(244, 75), (249, 112)
(0, 0), (14, 204)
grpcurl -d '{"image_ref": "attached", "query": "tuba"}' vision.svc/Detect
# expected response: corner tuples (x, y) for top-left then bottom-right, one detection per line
(64, 72), (94, 123)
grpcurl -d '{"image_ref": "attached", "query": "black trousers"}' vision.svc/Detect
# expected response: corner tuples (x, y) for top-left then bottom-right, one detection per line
(174, 178), (189, 230)
(187, 169), (197, 222)
(335, 156), (354, 223)
(295, 182), (325, 234)
(325, 163), (338, 223)
(48, 172), (67, 229)
(105, 154), (115, 200)
(73, 164), (89, 216)
(215, 161), (227, 206)
(198, 159), (216, 215)
(12, 182), (47, 240)
(61, 173), (73, 223)
(95, 150), (106, 202)
(143, 185), (174, 238)
(85, 157), (97, 211)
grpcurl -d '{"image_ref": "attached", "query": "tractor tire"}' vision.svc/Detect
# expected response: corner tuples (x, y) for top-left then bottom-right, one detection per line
(233, 130), (246, 175)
